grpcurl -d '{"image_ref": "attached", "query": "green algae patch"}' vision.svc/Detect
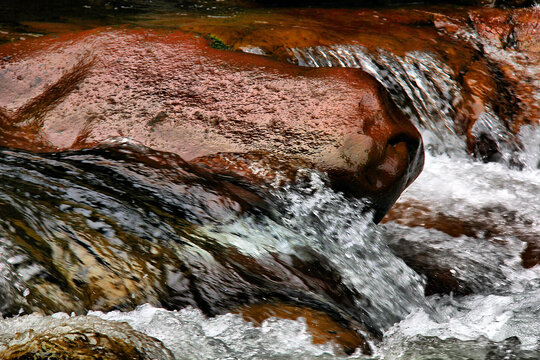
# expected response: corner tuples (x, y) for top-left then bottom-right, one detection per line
(208, 34), (230, 50)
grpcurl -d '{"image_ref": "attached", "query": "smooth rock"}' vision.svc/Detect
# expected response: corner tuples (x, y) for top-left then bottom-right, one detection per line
(0, 27), (423, 220)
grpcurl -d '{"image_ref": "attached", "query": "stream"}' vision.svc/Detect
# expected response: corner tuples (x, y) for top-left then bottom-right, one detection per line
(0, 1), (539, 359)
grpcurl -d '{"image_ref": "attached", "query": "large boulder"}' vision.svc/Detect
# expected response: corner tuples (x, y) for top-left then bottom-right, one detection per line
(0, 27), (423, 221)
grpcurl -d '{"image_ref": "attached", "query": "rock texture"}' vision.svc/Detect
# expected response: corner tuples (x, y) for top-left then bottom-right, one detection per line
(0, 27), (423, 221)
(0, 144), (378, 353)
(0, 313), (175, 360)
(236, 302), (371, 355)
(171, 6), (538, 163)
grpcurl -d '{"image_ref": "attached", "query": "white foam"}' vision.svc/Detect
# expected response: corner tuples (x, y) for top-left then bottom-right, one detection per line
(203, 171), (429, 332)
(385, 287), (540, 351)
(90, 304), (356, 360)
(399, 148), (540, 229)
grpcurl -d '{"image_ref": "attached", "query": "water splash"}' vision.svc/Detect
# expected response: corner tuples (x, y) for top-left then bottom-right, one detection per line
(379, 127), (540, 358)
(0, 309), (175, 359)
(273, 173), (429, 331)
(91, 304), (355, 360)
(395, 148), (540, 228)
(206, 171), (429, 332)
(516, 125), (540, 170)
(384, 284), (540, 355)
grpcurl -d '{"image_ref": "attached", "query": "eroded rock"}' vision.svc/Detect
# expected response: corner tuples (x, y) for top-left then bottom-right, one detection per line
(235, 301), (371, 355)
(0, 313), (175, 360)
(0, 27), (423, 220)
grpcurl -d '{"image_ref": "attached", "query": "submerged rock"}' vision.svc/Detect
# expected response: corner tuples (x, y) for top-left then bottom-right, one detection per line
(0, 27), (423, 221)
(235, 301), (371, 355)
(382, 199), (539, 296)
(0, 144), (390, 353)
(380, 146), (540, 296)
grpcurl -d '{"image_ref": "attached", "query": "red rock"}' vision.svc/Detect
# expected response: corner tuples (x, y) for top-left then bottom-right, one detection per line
(165, 6), (538, 161)
(0, 27), (423, 221)
(382, 200), (540, 273)
(235, 301), (371, 355)
(6, 7), (536, 164)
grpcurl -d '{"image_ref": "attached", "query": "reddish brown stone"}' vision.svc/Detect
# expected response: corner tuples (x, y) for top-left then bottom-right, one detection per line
(383, 200), (540, 270)
(4, 7), (537, 163)
(0, 27), (423, 220)
(512, 8), (540, 52)
(190, 151), (315, 188)
(159, 6), (538, 160)
(235, 301), (371, 355)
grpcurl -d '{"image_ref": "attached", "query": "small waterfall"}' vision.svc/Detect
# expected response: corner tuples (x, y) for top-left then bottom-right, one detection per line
(292, 45), (466, 155)
(1, 5), (539, 359)
(283, 19), (540, 358)
(289, 42), (537, 164)
(205, 172), (430, 332)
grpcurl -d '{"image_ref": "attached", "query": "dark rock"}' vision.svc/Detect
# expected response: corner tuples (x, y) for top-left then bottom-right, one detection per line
(0, 145), (377, 353)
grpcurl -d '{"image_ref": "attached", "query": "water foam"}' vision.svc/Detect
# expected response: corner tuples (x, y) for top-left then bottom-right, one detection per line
(202, 171), (429, 332)
(90, 304), (356, 360)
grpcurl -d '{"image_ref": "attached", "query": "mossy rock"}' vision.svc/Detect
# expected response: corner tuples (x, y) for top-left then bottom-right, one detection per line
(208, 34), (230, 50)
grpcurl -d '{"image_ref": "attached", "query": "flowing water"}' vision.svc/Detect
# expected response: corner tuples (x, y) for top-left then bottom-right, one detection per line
(1, 124), (538, 358)
(1, 5), (540, 360)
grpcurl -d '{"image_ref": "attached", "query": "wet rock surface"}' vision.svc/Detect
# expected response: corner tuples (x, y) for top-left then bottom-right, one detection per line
(235, 301), (371, 354)
(0, 2), (538, 358)
(0, 312), (175, 360)
(0, 27), (423, 220)
(165, 6), (538, 162)
(0, 143), (390, 353)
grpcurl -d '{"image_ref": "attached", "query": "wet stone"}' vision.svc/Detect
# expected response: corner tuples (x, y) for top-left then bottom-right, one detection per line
(234, 301), (371, 355)
(0, 27), (424, 221)
(166, 6), (538, 162)
(0, 313), (175, 360)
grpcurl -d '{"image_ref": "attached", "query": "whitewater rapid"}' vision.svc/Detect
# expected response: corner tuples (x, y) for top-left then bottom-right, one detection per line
(0, 22), (539, 356)
(1, 125), (539, 359)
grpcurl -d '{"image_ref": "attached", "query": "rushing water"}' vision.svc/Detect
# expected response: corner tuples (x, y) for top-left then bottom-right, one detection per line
(0, 139), (427, 338)
(1, 7), (540, 360)
(290, 31), (539, 163)
(0, 127), (538, 358)
(292, 46), (465, 152)
(285, 40), (540, 358)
